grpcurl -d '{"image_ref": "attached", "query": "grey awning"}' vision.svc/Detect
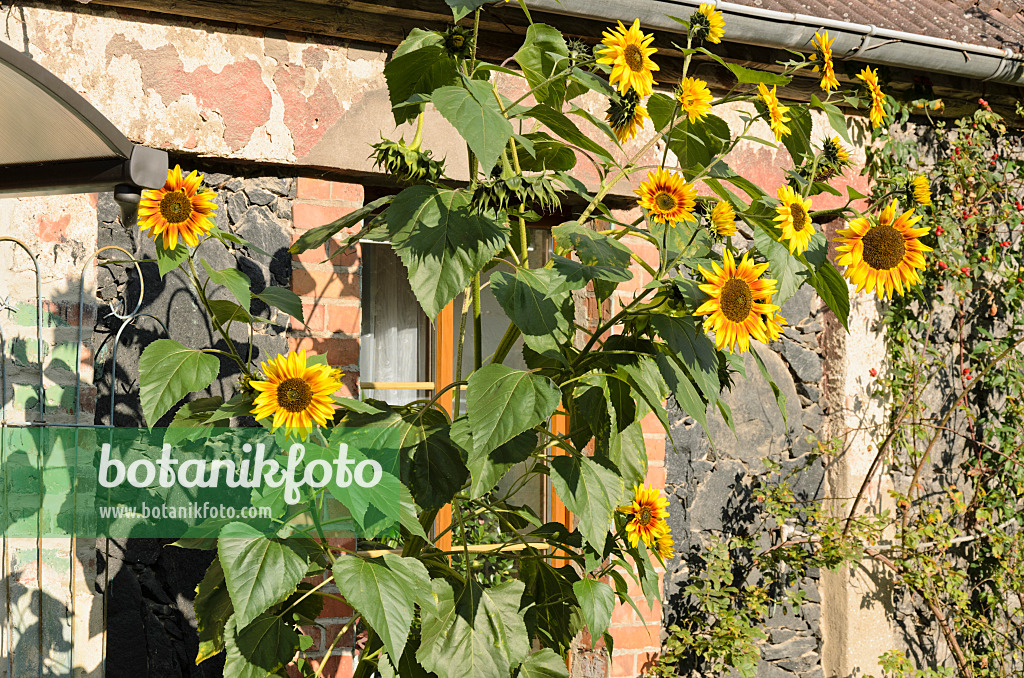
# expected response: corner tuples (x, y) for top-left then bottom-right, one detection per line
(0, 39), (167, 197)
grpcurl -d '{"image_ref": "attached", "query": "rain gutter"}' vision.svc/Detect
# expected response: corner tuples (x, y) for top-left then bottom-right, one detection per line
(526, 0), (1024, 86)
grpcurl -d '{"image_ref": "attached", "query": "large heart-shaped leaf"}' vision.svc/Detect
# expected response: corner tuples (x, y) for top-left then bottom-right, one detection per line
(514, 24), (571, 108)
(466, 364), (560, 455)
(254, 286), (304, 324)
(384, 46), (459, 124)
(451, 417), (538, 498)
(752, 226), (809, 305)
(491, 267), (574, 354)
(551, 222), (633, 300)
(201, 260), (251, 309)
(418, 579), (530, 678)
(650, 314), (720, 404)
(431, 80), (513, 172)
(218, 522), (309, 630)
(333, 553), (431, 662)
(548, 455), (623, 548)
(518, 649), (570, 678)
(387, 186), (508, 318)
(223, 614), (299, 678)
(572, 578), (614, 641)
(195, 558), (232, 664)
(520, 105), (615, 163)
(139, 339), (220, 427)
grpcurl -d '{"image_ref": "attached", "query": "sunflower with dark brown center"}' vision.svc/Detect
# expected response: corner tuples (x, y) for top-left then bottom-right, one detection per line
(774, 185), (815, 254)
(635, 168), (697, 224)
(694, 249), (779, 353)
(605, 88), (650, 143)
(596, 19), (659, 97)
(137, 165), (218, 250)
(835, 199), (932, 299)
(250, 349), (343, 438)
(619, 484), (670, 548)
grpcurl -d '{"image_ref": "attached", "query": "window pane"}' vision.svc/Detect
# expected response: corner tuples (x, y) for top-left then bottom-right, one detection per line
(359, 242), (428, 405)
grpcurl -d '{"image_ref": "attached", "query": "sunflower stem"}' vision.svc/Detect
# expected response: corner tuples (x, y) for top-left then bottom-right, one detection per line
(453, 286), (472, 419)
(186, 256), (250, 377)
(472, 274), (483, 370)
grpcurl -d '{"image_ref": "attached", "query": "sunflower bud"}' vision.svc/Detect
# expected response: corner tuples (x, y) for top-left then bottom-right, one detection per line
(370, 137), (445, 184)
(444, 26), (474, 59)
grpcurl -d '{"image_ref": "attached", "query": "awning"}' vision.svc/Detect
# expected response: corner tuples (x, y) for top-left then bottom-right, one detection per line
(0, 39), (167, 198)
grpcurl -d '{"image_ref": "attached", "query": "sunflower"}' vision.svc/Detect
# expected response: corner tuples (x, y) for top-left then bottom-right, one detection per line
(597, 19), (659, 97)
(250, 350), (343, 437)
(691, 3), (725, 45)
(677, 77), (713, 123)
(857, 66), (886, 128)
(810, 31), (839, 92)
(757, 83), (791, 141)
(605, 88), (650, 143)
(653, 525), (675, 560)
(138, 165), (218, 250)
(694, 249), (779, 353)
(764, 311), (787, 342)
(635, 168), (697, 224)
(774, 186), (815, 255)
(619, 484), (670, 548)
(836, 200), (932, 299)
(911, 175), (932, 206)
(710, 200), (737, 237)
(808, 136), (852, 182)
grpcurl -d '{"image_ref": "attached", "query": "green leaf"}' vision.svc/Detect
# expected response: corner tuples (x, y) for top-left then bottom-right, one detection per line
(697, 47), (792, 86)
(432, 80), (513, 172)
(666, 115), (731, 175)
(646, 93), (677, 130)
(606, 418), (646, 490)
(518, 649), (569, 678)
(289, 195), (394, 255)
(514, 24), (571, 108)
(573, 579), (614, 640)
(444, 0), (489, 21)
(549, 455), (623, 548)
(650, 315), (720, 403)
(513, 132), (577, 172)
(491, 267), (574, 354)
(520, 104), (614, 163)
(452, 417), (537, 498)
(223, 614), (299, 678)
(752, 226), (808, 306)
(254, 286), (303, 324)
(550, 254), (631, 288)
(394, 28), (444, 57)
(139, 339), (220, 427)
(466, 364), (560, 455)
(195, 558), (232, 664)
(387, 186), (508, 318)
(207, 299), (252, 327)
(201, 260), (252, 309)
(807, 260), (850, 330)
(384, 46), (459, 125)
(156, 242), (189, 277)
(333, 553), (431, 662)
(552, 222), (633, 301)
(209, 225), (270, 257)
(619, 357), (669, 432)
(394, 409), (469, 512)
(811, 94), (851, 144)
(218, 521), (309, 630)
(655, 351), (709, 434)
(418, 579), (530, 678)
(165, 396), (224, 446)
(780, 104), (813, 165)
(399, 485), (429, 540)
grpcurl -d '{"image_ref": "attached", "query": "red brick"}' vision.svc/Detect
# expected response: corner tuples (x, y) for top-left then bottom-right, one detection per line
(629, 240), (659, 267)
(320, 594), (354, 619)
(323, 623), (354, 647)
(325, 304), (360, 335)
(611, 623), (657, 651)
(610, 601), (636, 625)
(611, 652), (635, 678)
(301, 653), (353, 678)
(294, 203), (357, 230)
(288, 337), (358, 367)
(644, 435), (665, 464)
(637, 651), (659, 675)
(291, 269), (359, 299)
(299, 626), (323, 652)
(330, 182), (364, 203)
(292, 304), (326, 332)
(640, 413), (664, 435)
(645, 465), (665, 489)
(297, 177), (334, 200)
(637, 597), (662, 622)
(291, 235), (360, 266)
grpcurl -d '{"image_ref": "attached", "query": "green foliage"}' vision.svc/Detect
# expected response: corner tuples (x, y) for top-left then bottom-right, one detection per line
(138, 339), (220, 426)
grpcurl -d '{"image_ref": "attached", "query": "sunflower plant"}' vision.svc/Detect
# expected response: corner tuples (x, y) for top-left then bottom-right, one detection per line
(131, 6), (938, 677)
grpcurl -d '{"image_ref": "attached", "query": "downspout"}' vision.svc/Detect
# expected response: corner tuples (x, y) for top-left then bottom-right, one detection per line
(526, 0), (1024, 86)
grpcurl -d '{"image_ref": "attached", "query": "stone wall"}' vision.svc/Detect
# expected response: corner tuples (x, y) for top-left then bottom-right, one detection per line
(664, 280), (829, 678)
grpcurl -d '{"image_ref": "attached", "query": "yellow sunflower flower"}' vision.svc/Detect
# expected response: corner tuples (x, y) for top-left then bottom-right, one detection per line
(775, 186), (815, 255)
(619, 484), (670, 548)
(597, 19), (659, 97)
(605, 88), (650, 143)
(677, 77), (713, 123)
(250, 350), (343, 437)
(911, 175), (932, 206)
(710, 200), (737, 237)
(764, 311), (787, 342)
(856, 66), (886, 128)
(694, 249), (779, 353)
(810, 136), (852, 182)
(691, 3), (725, 44)
(757, 83), (791, 141)
(653, 525), (675, 560)
(138, 165), (218, 250)
(810, 31), (839, 92)
(835, 200), (932, 299)
(635, 168), (697, 224)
